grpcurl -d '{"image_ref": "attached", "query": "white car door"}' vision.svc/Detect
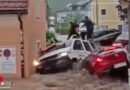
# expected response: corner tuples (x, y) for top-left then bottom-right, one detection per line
(82, 41), (93, 57)
(68, 40), (87, 60)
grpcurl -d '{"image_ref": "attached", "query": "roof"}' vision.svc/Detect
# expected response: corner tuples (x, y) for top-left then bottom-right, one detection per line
(57, 0), (92, 12)
(0, 0), (28, 14)
(75, 0), (92, 6)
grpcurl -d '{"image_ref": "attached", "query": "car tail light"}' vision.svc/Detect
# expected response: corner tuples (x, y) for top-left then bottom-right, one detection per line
(97, 58), (103, 62)
(104, 46), (116, 52)
(112, 43), (123, 47)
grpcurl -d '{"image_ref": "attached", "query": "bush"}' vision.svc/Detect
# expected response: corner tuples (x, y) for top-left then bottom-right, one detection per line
(46, 31), (58, 45)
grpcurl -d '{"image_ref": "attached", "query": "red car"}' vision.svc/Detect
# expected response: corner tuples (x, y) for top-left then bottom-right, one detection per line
(87, 48), (128, 77)
(112, 40), (128, 48)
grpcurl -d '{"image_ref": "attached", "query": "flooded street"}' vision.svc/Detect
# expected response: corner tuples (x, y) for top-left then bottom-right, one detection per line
(12, 70), (130, 90)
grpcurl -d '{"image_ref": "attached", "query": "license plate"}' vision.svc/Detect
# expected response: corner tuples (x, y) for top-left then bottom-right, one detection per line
(114, 62), (127, 69)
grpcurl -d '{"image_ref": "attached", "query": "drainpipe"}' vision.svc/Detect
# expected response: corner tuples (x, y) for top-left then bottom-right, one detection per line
(17, 14), (25, 78)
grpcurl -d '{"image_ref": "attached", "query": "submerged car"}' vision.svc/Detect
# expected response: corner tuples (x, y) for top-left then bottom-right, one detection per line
(33, 39), (100, 73)
(86, 48), (128, 77)
(92, 29), (121, 46)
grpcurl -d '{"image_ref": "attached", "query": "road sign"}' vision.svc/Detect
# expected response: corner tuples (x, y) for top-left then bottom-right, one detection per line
(0, 47), (16, 74)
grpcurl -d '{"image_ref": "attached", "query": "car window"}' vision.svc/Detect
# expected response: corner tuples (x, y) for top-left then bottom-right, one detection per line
(73, 40), (83, 50)
(90, 41), (101, 52)
(65, 40), (72, 47)
(83, 41), (91, 51)
(56, 40), (72, 49)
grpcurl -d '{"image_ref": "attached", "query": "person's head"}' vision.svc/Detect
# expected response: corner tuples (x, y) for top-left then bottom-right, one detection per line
(85, 16), (89, 20)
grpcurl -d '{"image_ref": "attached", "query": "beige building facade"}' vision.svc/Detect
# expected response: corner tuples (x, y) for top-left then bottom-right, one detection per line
(0, 0), (47, 78)
(92, 0), (123, 30)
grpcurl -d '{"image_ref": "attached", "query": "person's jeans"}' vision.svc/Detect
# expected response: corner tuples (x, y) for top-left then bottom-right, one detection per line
(87, 29), (93, 39)
(80, 32), (87, 40)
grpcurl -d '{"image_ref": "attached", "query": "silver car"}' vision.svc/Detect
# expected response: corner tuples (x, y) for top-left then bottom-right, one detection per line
(33, 38), (100, 73)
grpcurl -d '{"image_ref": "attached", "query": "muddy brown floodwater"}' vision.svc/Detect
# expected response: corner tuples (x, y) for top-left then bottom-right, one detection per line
(11, 69), (130, 90)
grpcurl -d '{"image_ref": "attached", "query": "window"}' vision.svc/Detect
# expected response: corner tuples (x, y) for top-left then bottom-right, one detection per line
(65, 40), (72, 47)
(83, 41), (91, 51)
(117, 25), (122, 30)
(101, 9), (106, 15)
(73, 40), (83, 50)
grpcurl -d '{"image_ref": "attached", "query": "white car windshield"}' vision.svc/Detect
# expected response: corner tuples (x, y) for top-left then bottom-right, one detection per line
(56, 40), (72, 49)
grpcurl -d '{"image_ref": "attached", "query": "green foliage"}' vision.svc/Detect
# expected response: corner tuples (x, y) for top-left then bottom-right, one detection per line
(46, 31), (57, 45)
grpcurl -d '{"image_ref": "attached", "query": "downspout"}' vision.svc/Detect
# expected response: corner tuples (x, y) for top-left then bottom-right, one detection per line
(17, 14), (25, 78)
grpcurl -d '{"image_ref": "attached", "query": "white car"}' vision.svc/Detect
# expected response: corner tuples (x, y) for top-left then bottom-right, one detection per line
(34, 38), (100, 73)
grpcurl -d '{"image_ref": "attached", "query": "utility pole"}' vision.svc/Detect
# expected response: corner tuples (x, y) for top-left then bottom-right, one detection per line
(95, 0), (98, 27)
(128, 3), (130, 86)
(128, 4), (130, 55)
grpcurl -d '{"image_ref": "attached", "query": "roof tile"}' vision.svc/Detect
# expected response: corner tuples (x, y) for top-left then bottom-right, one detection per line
(0, 0), (28, 14)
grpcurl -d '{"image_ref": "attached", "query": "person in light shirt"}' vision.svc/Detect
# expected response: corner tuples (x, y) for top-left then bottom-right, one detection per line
(79, 20), (87, 40)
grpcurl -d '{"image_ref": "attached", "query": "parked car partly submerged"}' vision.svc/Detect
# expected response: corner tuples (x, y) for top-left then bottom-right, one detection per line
(86, 47), (128, 77)
(33, 38), (101, 73)
(92, 29), (121, 46)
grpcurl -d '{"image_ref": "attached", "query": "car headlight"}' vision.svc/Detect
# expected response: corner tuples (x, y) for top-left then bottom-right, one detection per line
(33, 60), (40, 66)
(59, 52), (68, 57)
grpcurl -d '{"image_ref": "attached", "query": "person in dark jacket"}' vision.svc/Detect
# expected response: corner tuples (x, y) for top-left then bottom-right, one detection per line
(84, 16), (94, 39)
(67, 22), (79, 39)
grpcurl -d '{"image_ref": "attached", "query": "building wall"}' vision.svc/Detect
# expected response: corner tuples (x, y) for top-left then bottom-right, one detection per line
(92, 0), (123, 29)
(0, 15), (21, 78)
(23, 0), (47, 77)
(0, 0), (47, 78)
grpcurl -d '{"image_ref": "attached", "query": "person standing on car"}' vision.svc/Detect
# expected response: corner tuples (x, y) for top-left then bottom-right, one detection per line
(67, 22), (79, 40)
(84, 16), (94, 39)
(79, 20), (87, 40)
